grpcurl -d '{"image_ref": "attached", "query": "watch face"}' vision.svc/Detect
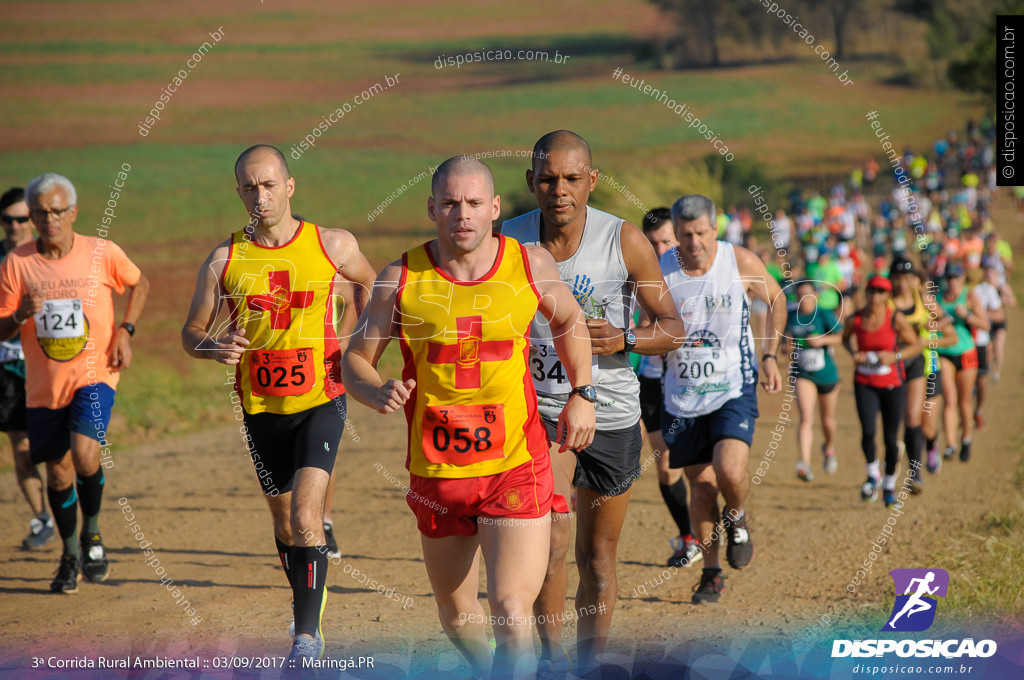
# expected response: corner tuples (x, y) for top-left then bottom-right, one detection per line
(576, 385), (598, 402)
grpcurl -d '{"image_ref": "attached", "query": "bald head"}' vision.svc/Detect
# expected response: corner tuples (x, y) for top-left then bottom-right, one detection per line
(532, 130), (592, 171)
(431, 156), (495, 197)
(235, 144), (291, 183)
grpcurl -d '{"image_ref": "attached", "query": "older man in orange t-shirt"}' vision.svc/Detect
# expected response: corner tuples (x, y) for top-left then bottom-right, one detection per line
(0, 172), (148, 593)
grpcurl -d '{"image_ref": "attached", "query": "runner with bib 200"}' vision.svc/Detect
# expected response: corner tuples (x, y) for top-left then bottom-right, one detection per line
(181, 145), (376, 662)
(660, 194), (786, 605)
(502, 131), (683, 674)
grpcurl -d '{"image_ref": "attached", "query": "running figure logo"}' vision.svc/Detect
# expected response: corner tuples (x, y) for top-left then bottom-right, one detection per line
(882, 568), (949, 632)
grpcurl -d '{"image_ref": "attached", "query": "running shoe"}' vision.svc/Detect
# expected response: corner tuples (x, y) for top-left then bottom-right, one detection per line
(796, 460), (814, 482)
(942, 445), (956, 460)
(50, 553), (81, 594)
(536, 647), (571, 680)
(960, 441), (972, 462)
(823, 447), (838, 475)
(992, 371), (1001, 383)
(667, 535), (703, 568)
(974, 411), (985, 429)
(926, 447), (941, 474)
(691, 570), (726, 604)
(860, 476), (881, 502)
(22, 514), (55, 551)
(80, 532), (109, 582)
(883, 489), (899, 508)
(908, 467), (924, 495)
(723, 509), (753, 569)
(287, 633), (324, 663)
(323, 521), (340, 559)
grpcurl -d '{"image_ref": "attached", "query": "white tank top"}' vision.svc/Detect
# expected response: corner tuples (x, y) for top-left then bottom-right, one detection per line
(661, 242), (758, 417)
(501, 206), (640, 430)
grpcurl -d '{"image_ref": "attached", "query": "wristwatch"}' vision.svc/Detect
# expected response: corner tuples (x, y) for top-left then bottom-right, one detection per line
(120, 322), (136, 336)
(570, 385), (598, 403)
(622, 329), (637, 353)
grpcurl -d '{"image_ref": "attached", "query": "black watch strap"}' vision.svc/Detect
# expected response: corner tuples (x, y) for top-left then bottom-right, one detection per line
(120, 322), (136, 337)
(623, 329), (637, 353)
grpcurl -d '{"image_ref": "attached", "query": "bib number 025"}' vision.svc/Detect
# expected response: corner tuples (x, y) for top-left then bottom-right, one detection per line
(421, 404), (506, 466)
(249, 347), (314, 397)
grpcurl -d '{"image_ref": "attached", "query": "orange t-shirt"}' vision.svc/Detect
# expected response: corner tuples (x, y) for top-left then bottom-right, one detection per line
(0, 235), (141, 409)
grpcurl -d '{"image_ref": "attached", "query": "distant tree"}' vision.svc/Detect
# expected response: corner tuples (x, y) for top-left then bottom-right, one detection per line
(649, 0), (752, 67)
(827, 0), (863, 59)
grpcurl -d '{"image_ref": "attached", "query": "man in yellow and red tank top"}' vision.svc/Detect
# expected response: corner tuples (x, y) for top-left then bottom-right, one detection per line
(343, 156), (596, 680)
(181, 145), (376, 662)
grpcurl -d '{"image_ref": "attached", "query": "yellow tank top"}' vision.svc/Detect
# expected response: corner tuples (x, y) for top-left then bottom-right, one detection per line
(890, 288), (936, 367)
(222, 222), (343, 414)
(398, 235), (548, 478)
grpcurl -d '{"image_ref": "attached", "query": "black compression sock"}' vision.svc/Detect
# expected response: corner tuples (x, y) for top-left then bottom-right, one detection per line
(48, 485), (80, 557)
(76, 469), (105, 535)
(659, 479), (692, 538)
(293, 546), (328, 638)
(904, 426), (924, 467)
(275, 537), (296, 589)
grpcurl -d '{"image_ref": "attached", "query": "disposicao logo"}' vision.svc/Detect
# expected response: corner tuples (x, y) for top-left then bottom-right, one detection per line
(832, 568), (998, 659)
(882, 568), (948, 632)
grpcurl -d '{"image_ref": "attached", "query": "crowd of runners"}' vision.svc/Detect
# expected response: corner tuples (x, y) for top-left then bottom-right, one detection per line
(3, 117), (1015, 679)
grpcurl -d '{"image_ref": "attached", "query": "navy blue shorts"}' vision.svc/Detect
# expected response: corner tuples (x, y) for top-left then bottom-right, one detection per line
(28, 383), (116, 464)
(662, 382), (759, 468)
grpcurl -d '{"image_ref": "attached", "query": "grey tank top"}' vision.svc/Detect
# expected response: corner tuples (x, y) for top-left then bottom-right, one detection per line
(501, 206), (641, 430)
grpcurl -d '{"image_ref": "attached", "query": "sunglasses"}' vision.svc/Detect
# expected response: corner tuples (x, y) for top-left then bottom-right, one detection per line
(0, 214), (30, 226)
(867, 288), (889, 295)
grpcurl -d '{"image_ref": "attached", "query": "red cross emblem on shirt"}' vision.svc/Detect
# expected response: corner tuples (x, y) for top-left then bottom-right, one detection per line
(245, 270), (314, 330)
(426, 315), (513, 389)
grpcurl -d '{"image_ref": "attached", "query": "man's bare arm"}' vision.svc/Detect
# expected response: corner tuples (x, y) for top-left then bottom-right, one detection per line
(341, 261), (414, 414)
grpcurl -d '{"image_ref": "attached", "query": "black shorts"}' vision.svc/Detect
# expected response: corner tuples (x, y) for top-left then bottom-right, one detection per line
(814, 380), (839, 395)
(241, 396), (346, 496)
(941, 349), (979, 373)
(542, 418), (643, 497)
(991, 320), (1007, 334)
(0, 367), (26, 432)
(904, 355), (925, 381)
(638, 375), (662, 432)
(977, 345), (989, 376)
(663, 382), (759, 468)
(925, 369), (943, 400)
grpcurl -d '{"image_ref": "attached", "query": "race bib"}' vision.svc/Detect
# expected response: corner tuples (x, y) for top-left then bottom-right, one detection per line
(672, 346), (729, 392)
(249, 347), (314, 397)
(421, 403), (506, 466)
(0, 341), (24, 363)
(35, 299), (89, 362)
(857, 363), (892, 376)
(530, 343), (599, 394)
(797, 347), (826, 372)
